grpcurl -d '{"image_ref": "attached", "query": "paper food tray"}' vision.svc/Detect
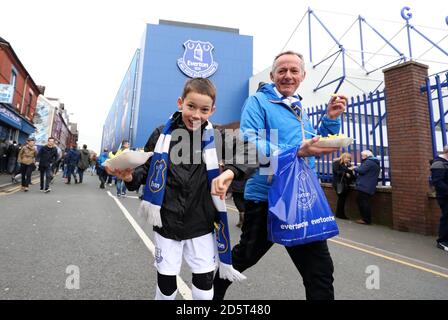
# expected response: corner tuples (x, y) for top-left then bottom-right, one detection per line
(313, 136), (354, 148)
(105, 151), (153, 170)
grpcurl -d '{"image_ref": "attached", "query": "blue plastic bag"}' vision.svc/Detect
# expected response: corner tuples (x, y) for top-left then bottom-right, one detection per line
(268, 146), (339, 246)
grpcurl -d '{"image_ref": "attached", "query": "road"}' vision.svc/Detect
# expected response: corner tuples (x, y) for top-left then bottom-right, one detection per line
(0, 172), (447, 300)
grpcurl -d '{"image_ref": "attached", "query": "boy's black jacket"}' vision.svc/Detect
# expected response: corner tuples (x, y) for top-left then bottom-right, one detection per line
(126, 112), (257, 240)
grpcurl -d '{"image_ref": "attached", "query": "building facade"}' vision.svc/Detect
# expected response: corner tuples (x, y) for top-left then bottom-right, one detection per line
(0, 37), (40, 144)
(102, 20), (253, 151)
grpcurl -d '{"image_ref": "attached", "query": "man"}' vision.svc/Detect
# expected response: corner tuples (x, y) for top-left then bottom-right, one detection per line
(65, 145), (80, 184)
(430, 146), (448, 252)
(17, 137), (37, 192)
(213, 51), (347, 300)
(0, 139), (8, 173)
(353, 150), (381, 225)
(6, 140), (19, 175)
(77, 144), (90, 183)
(37, 137), (58, 193)
(96, 148), (109, 189)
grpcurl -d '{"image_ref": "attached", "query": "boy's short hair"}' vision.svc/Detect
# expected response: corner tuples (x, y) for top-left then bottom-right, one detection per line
(181, 78), (216, 105)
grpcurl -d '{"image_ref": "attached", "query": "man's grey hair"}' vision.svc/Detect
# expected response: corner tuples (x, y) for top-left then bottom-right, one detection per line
(361, 150), (374, 158)
(443, 145), (448, 154)
(271, 51), (305, 74)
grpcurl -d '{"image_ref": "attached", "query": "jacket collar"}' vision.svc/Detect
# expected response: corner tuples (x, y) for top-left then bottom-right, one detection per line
(258, 83), (302, 102)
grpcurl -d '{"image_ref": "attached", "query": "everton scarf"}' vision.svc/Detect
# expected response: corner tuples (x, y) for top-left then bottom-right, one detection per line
(137, 114), (246, 282)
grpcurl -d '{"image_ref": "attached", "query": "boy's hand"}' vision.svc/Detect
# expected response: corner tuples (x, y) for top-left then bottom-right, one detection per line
(297, 136), (340, 157)
(105, 165), (134, 182)
(211, 169), (235, 200)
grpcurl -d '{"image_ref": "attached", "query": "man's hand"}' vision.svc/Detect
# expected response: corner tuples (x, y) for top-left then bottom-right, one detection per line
(327, 94), (348, 120)
(298, 136), (340, 157)
(105, 165), (134, 182)
(211, 169), (235, 200)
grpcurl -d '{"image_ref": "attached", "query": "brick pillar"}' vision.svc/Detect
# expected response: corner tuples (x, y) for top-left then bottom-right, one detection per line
(383, 61), (433, 235)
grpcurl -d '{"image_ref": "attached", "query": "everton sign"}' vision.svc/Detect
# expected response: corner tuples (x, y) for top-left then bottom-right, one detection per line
(177, 40), (218, 78)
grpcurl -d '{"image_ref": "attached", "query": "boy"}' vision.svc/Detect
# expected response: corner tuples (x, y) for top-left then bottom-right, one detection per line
(108, 78), (254, 300)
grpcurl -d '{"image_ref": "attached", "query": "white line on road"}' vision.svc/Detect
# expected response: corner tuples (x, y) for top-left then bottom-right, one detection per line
(107, 191), (192, 300)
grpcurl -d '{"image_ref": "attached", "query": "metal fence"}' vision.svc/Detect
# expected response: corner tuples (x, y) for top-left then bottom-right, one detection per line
(422, 71), (448, 159)
(306, 91), (390, 185)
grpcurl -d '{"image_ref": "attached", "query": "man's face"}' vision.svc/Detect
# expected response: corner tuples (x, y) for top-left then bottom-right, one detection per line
(270, 54), (306, 97)
(47, 139), (55, 147)
(123, 142), (129, 149)
(177, 92), (215, 131)
(27, 140), (35, 147)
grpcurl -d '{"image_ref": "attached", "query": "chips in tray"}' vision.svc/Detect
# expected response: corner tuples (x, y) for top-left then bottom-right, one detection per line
(309, 134), (354, 148)
(104, 151), (153, 170)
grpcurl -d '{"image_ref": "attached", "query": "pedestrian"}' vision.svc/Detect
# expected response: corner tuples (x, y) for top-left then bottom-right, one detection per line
(77, 144), (90, 184)
(65, 144), (80, 184)
(109, 140), (130, 197)
(107, 150), (117, 186)
(17, 137), (37, 192)
(89, 153), (97, 176)
(213, 51), (347, 300)
(0, 139), (8, 173)
(6, 140), (19, 175)
(353, 150), (381, 225)
(96, 148), (109, 189)
(62, 148), (69, 181)
(52, 145), (62, 176)
(37, 137), (58, 193)
(108, 78), (254, 300)
(430, 145), (448, 252)
(332, 152), (355, 220)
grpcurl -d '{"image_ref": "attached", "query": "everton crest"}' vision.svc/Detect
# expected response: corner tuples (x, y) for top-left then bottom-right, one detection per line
(296, 170), (317, 210)
(177, 40), (218, 78)
(149, 159), (167, 193)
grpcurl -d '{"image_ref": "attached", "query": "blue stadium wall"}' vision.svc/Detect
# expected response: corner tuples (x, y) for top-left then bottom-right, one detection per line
(130, 20), (253, 148)
(101, 50), (140, 152)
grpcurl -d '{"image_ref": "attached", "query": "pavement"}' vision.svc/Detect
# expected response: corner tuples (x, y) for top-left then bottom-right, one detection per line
(0, 173), (447, 300)
(0, 171), (42, 189)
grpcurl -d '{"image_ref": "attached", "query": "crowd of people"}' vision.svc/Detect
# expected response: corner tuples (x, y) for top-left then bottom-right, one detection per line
(331, 150), (381, 225)
(1, 137), (101, 193)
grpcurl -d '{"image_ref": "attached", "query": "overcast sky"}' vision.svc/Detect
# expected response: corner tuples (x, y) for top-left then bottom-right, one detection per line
(1, 0), (446, 152)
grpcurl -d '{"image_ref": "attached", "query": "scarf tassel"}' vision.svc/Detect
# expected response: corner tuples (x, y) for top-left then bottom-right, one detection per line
(137, 200), (163, 227)
(218, 262), (247, 282)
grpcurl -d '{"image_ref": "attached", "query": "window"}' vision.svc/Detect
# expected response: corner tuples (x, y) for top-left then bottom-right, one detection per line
(26, 91), (33, 117)
(10, 69), (17, 89)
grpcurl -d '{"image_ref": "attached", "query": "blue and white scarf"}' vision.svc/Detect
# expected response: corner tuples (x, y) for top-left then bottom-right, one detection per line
(137, 113), (246, 282)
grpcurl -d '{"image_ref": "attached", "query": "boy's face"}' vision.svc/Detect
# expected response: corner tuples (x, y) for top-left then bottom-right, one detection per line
(177, 92), (215, 131)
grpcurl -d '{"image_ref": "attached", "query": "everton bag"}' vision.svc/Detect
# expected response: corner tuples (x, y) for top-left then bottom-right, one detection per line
(268, 146), (339, 246)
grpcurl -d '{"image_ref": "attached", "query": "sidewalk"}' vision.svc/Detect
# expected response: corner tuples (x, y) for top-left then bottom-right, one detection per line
(0, 171), (40, 188)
